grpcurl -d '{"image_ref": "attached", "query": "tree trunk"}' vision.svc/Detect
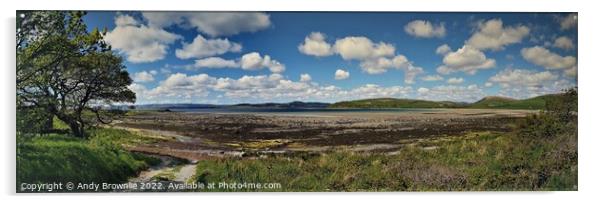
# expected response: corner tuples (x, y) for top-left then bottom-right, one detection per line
(67, 121), (85, 138)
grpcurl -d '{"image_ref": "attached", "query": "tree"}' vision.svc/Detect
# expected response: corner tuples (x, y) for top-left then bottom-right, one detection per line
(17, 11), (135, 138)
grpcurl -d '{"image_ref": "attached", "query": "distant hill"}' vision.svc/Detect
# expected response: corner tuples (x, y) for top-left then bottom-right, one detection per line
(329, 98), (462, 109)
(132, 101), (330, 110)
(468, 94), (560, 109)
(128, 94), (562, 111)
(135, 103), (219, 110)
(229, 101), (330, 109)
(329, 94), (562, 110)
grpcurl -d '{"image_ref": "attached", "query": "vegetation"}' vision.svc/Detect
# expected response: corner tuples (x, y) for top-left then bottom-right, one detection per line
(193, 88), (577, 191)
(17, 11), (134, 138)
(329, 98), (461, 109)
(17, 128), (161, 190)
(469, 94), (559, 109)
(329, 94), (563, 110)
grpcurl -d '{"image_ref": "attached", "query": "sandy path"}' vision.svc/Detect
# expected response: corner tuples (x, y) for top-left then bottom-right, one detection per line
(174, 164), (197, 183)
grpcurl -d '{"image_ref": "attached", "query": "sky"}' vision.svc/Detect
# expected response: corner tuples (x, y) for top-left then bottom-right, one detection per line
(83, 12), (578, 104)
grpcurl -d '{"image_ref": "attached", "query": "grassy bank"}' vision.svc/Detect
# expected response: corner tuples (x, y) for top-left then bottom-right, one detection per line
(193, 130), (576, 191)
(16, 127), (161, 191)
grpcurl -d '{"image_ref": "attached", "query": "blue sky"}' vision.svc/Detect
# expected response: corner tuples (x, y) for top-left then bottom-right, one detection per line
(83, 12), (577, 104)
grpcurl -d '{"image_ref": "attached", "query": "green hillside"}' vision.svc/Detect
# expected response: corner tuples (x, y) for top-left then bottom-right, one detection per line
(469, 94), (559, 109)
(329, 98), (462, 109)
(329, 94), (562, 110)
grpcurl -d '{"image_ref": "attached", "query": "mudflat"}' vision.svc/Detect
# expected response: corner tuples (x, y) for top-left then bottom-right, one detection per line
(113, 109), (536, 161)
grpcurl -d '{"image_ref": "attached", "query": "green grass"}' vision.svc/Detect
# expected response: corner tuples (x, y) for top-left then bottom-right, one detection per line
(193, 131), (577, 191)
(16, 128), (161, 192)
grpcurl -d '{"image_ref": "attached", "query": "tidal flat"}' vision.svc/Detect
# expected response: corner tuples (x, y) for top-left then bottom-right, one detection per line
(112, 109), (536, 161)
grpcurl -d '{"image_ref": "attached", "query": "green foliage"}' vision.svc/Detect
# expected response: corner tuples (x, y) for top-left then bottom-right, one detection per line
(16, 128), (157, 191)
(16, 11), (135, 138)
(518, 88), (577, 139)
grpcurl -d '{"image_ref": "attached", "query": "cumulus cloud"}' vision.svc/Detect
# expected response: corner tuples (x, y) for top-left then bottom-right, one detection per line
(296, 34), (423, 83)
(194, 57), (239, 68)
(175, 35), (242, 59)
(298, 32), (333, 57)
(333, 36), (395, 60)
(334, 69), (350, 80)
(300, 73), (312, 82)
(488, 68), (573, 98)
(435, 44), (452, 55)
(104, 14), (181, 63)
(142, 12), (271, 37)
(564, 66), (577, 78)
(489, 68), (558, 88)
(559, 13), (577, 30)
(347, 84), (413, 99)
(240, 52), (285, 73)
(436, 45), (496, 75)
(333, 36), (424, 82)
(417, 87), (430, 95)
(447, 77), (464, 84)
(466, 19), (530, 51)
(404, 20), (446, 38)
(421, 75), (444, 82)
(553, 36), (575, 50)
(131, 73), (218, 103)
(416, 85), (486, 102)
(132, 71), (155, 83)
(521, 46), (576, 70)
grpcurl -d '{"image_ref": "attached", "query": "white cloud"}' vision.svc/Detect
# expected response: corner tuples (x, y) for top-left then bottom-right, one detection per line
(194, 57), (239, 68)
(142, 12), (271, 37)
(347, 84), (413, 99)
(240, 52), (285, 73)
(488, 68), (574, 99)
(421, 75), (444, 82)
(300, 73), (312, 82)
(104, 14), (181, 63)
(334, 69), (350, 80)
(521, 46), (576, 70)
(447, 77), (464, 84)
(175, 35), (242, 59)
(435, 44), (452, 55)
(553, 36), (575, 50)
(404, 20), (446, 38)
(437, 45), (496, 75)
(416, 85), (486, 102)
(131, 73), (218, 103)
(417, 87), (430, 95)
(489, 69), (558, 88)
(114, 15), (139, 26)
(466, 19), (530, 51)
(333, 36), (395, 60)
(299, 35), (424, 83)
(132, 71), (155, 83)
(484, 82), (493, 87)
(559, 13), (577, 30)
(298, 32), (333, 57)
(564, 66), (577, 78)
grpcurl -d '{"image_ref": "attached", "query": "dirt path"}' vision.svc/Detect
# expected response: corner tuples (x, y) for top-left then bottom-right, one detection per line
(121, 154), (197, 192)
(174, 164), (197, 183)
